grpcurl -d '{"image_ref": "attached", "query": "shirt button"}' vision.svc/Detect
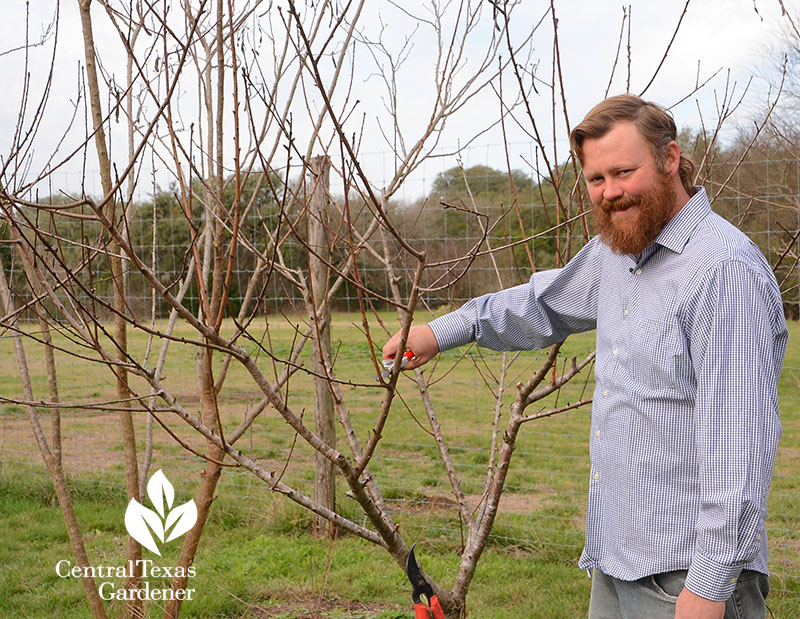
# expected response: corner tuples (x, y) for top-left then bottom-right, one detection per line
(603, 389), (609, 397)
(635, 268), (642, 275)
(595, 430), (601, 438)
(730, 577), (737, 584)
(623, 308), (629, 316)
(593, 473), (600, 480)
(756, 535), (762, 541)
(612, 348), (618, 356)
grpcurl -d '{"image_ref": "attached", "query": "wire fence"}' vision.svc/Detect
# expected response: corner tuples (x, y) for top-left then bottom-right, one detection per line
(17, 153), (800, 319)
(1, 148), (799, 602)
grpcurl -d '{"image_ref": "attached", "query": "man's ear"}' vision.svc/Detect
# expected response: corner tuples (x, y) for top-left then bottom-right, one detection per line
(664, 140), (681, 175)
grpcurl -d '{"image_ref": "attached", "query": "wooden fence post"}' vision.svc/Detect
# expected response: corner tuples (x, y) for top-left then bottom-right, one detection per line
(308, 155), (337, 538)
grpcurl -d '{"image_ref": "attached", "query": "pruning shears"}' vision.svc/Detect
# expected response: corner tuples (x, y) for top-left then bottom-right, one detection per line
(407, 544), (445, 619)
(380, 349), (415, 380)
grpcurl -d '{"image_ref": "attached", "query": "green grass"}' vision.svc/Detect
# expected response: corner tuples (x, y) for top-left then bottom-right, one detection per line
(2, 475), (798, 618)
(0, 476), (591, 618)
(0, 313), (798, 617)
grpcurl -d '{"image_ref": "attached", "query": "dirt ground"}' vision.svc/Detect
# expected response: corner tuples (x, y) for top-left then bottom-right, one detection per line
(246, 591), (403, 618)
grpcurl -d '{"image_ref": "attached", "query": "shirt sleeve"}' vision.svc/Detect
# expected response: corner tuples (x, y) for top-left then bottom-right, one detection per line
(428, 236), (602, 352)
(683, 259), (788, 601)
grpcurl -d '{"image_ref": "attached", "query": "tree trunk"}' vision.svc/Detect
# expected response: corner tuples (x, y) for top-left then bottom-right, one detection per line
(163, 347), (225, 618)
(76, 2), (142, 615)
(0, 256), (108, 619)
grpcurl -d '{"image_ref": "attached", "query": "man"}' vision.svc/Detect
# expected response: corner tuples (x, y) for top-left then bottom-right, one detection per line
(383, 95), (788, 618)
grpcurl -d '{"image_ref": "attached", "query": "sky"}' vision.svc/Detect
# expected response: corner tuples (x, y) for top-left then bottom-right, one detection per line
(0, 0), (797, 203)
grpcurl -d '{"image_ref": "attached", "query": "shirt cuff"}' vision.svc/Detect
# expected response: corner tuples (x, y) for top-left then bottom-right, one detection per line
(684, 550), (744, 601)
(428, 312), (473, 352)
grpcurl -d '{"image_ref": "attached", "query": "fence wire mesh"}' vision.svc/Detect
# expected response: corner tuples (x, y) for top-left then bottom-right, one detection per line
(1, 150), (798, 601)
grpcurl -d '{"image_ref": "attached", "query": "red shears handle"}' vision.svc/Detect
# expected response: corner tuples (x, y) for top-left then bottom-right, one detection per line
(413, 595), (444, 619)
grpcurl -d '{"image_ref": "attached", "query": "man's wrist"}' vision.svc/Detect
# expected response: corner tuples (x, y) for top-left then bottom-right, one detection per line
(675, 588), (726, 619)
(428, 312), (471, 352)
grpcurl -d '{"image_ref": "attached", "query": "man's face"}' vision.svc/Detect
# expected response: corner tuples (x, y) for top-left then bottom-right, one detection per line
(581, 122), (678, 255)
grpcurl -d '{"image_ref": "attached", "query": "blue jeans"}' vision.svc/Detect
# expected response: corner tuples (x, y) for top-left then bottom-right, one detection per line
(588, 568), (770, 619)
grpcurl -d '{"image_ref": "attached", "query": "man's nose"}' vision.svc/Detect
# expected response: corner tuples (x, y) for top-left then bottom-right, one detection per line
(603, 180), (624, 201)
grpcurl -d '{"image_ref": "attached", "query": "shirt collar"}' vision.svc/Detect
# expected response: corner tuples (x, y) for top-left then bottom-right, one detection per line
(652, 185), (711, 255)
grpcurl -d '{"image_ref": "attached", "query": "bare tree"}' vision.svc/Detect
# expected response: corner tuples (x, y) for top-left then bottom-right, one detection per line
(1, 1), (793, 618)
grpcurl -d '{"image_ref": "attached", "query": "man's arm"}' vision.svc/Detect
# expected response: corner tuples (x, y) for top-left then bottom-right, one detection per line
(383, 237), (604, 369)
(683, 259), (788, 601)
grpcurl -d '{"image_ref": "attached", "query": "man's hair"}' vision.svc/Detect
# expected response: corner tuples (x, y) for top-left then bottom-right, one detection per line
(570, 94), (696, 195)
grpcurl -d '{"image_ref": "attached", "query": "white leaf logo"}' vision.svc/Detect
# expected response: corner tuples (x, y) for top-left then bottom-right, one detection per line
(124, 470), (197, 556)
(148, 469), (174, 518)
(165, 500), (198, 542)
(125, 499), (163, 555)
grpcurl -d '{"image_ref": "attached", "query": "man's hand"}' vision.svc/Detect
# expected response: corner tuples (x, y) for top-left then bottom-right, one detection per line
(382, 325), (439, 371)
(675, 588), (725, 619)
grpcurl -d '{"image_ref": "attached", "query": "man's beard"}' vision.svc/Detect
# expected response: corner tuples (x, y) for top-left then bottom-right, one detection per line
(592, 173), (676, 255)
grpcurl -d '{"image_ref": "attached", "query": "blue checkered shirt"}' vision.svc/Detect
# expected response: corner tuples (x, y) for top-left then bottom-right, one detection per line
(428, 187), (788, 601)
